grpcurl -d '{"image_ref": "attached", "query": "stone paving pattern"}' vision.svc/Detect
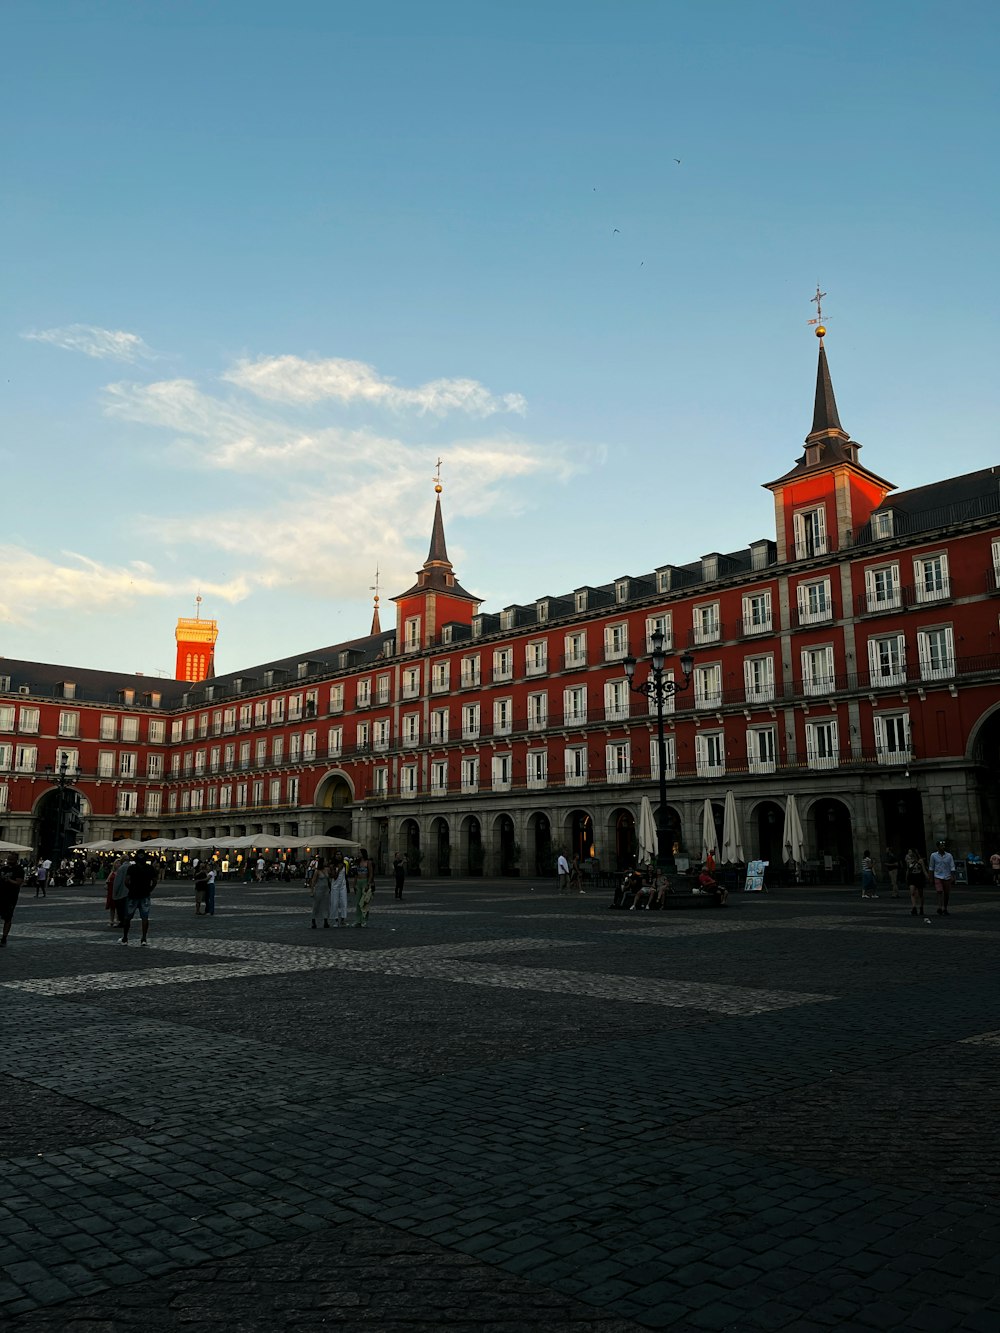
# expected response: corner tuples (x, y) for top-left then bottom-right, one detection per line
(2, 876), (1000, 1331)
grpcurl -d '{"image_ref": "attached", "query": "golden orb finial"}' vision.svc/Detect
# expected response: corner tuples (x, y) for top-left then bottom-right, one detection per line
(815, 325), (826, 338)
(434, 482), (443, 493)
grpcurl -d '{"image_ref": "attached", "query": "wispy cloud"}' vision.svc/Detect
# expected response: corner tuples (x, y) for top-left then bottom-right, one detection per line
(0, 547), (247, 626)
(22, 324), (156, 363)
(223, 354), (527, 416)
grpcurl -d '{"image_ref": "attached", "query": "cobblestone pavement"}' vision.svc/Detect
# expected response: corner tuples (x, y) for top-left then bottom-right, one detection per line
(2, 876), (1000, 1331)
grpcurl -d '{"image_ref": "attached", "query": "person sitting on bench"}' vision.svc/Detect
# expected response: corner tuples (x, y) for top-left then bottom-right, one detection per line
(695, 865), (728, 906)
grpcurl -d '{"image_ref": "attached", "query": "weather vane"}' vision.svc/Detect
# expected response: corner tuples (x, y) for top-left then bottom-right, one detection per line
(807, 285), (829, 338)
(370, 566), (380, 607)
(433, 457), (444, 494)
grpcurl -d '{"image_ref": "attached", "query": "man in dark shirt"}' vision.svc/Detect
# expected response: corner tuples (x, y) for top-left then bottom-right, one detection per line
(122, 852), (158, 946)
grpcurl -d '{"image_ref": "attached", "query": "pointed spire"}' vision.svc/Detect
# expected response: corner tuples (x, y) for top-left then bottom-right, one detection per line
(426, 489), (449, 566)
(810, 339), (844, 437)
(369, 567), (382, 635)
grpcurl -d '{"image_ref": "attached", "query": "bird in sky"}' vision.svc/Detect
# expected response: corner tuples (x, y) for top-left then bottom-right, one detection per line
(674, 158), (681, 164)
(613, 228), (620, 234)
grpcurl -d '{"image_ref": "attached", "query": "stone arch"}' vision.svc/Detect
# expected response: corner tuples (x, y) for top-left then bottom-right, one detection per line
(607, 806), (637, 871)
(458, 813), (484, 876)
(429, 816), (452, 875)
(805, 795), (855, 881)
(747, 798), (786, 866)
(313, 770), (356, 840)
(563, 808), (596, 866)
(525, 810), (553, 876)
(489, 811), (518, 876)
(399, 818), (422, 874)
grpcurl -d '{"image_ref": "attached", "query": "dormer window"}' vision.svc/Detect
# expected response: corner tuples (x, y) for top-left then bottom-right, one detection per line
(701, 555), (719, 582)
(872, 510), (894, 540)
(472, 617), (483, 639)
(575, 590), (588, 613)
(404, 616), (421, 650)
(615, 580), (629, 604)
(442, 625), (453, 644)
(806, 445), (822, 466)
(58, 681), (76, 699)
(793, 506), (828, 559)
(297, 662), (309, 679)
(536, 600), (549, 623)
(656, 569), (672, 594)
(500, 609), (514, 631)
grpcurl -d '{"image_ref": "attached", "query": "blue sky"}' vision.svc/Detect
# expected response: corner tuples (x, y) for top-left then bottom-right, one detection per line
(2, 0), (997, 676)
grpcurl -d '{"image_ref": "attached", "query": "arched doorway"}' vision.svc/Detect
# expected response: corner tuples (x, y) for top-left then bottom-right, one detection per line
(879, 788), (925, 862)
(612, 809), (636, 870)
(316, 771), (355, 841)
(495, 814), (518, 875)
(430, 816), (451, 875)
(461, 815), (483, 876)
(754, 800), (785, 866)
(400, 818), (421, 875)
(527, 811), (552, 875)
(969, 706), (1000, 855)
(568, 809), (595, 864)
(654, 803), (683, 856)
(811, 797), (854, 881)
(35, 785), (85, 863)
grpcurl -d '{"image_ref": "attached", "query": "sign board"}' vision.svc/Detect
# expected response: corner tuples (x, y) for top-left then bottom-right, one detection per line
(744, 859), (767, 892)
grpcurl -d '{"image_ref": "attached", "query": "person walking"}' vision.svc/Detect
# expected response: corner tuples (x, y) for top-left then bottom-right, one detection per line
(860, 851), (879, 899)
(0, 855), (25, 946)
(309, 857), (332, 929)
(111, 855), (132, 928)
(104, 857), (124, 927)
(884, 847), (901, 898)
(121, 852), (157, 946)
(904, 847), (929, 917)
(929, 840), (956, 915)
(570, 854), (585, 894)
(193, 864), (209, 915)
(392, 853), (406, 900)
(205, 866), (217, 916)
(990, 850), (1000, 887)
(352, 847), (375, 927)
(330, 855), (349, 927)
(34, 859), (48, 899)
(556, 852), (570, 894)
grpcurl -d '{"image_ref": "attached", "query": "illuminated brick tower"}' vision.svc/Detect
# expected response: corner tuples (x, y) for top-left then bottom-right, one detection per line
(174, 597), (218, 683)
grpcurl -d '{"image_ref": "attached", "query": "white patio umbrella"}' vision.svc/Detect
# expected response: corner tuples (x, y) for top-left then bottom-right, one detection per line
(73, 840), (113, 852)
(721, 790), (744, 864)
(782, 794), (806, 865)
(296, 834), (360, 849)
(701, 798), (718, 866)
(0, 839), (33, 854)
(637, 796), (658, 864)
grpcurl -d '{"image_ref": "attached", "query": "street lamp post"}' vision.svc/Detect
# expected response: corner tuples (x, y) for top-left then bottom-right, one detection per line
(623, 631), (694, 874)
(44, 753), (73, 866)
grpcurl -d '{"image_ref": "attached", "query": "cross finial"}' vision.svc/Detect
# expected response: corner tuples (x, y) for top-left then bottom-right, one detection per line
(369, 566), (381, 606)
(433, 456), (444, 495)
(195, 593), (202, 620)
(807, 285), (829, 337)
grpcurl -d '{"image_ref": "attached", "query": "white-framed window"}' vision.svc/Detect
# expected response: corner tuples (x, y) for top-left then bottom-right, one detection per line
(564, 631), (587, 667)
(460, 655), (481, 687)
(372, 767), (388, 796)
(493, 648), (513, 682)
(914, 552), (949, 603)
(238, 703), (252, 730)
(148, 753), (163, 779)
(168, 791), (179, 812)
(404, 616), (421, 650)
(805, 718), (839, 769)
(0, 705), (14, 732)
(170, 753), (181, 777)
(526, 750), (548, 789)
(53, 746), (79, 775)
(239, 740), (251, 768)
(98, 750), (115, 777)
(874, 711), (911, 765)
(565, 745), (587, 785)
(615, 579), (629, 604)
(604, 622), (629, 661)
(224, 742), (235, 770)
(329, 683), (344, 713)
(801, 645), (836, 696)
(645, 613), (672, 652)
(993, 539), (1000, 589)
(373, 718), (391, 751)
(491, 753), (512, 792)
(604, 678), (629, 722)
(741, 591), (772, 635)
(647, 670), (676, 716)
(695, 731), (725, 777)
(249, 779), (262, 806)
(536, 599), (549, 623)
(493, 698), (513, 736)
(254, 739), (267, 766)
(423, 759), (444, 794)
(563, 685), (587, 724)
(376, 674), (391, 704)
(747, 726), (776, 774)
(199, 711), (210, 737)
(144, 790), (162, 816)
(191, 788), (204, 812)
(58, 711), (79, 738)
(254, 700), (267, 726)
(99, 714), (117, 740)
(273, 736), (285, 764)
(0, 744), (11, 771)
(605, 741), (631, 783)
(303, 730), (316, 760)
(236, 782), (248, 808)
(797, 577), (832, 625)
(288, 776), (300, 805)
(15, 743), (37, 773)
(170, 719), (183, 743)
(743, 654), (775, 703)
(575, 590), (588, 613)
(0, 783), (7, 812)
(871, 510), (894, 540)
(865, 563), (901, 612)
(119, 752), (137, 778)
(525, 640), (547, 676)
(149, 718), (165, 744)
(271, 697), (285, 725)
(793, 505), (827, 559)
(527, 691), (548, 731)
(461, 756), (479, 793)
(219, 785), (232, 810)
(693, 663), (722, 709)
(403, 666), (421, 699)
(868, 634), (906, 687)
(917, 626), (955, 681)
(500, 609), (514, 631)
(356, 721), (370, 750)
(223, 707), (237, 733)
(269, 778), (281, 805)
(650, 734), (676, 781)
(462, 703), (480, 739)
(183, 751), (194, 775)
(402, 713), (420, 745)
(356, 678), (371, 707)
(18, 707), (39, 734)
(693, 602), (721, 645)
(117, 790), (138, 816)
(431, 661), (450, 693)
(430, 708), (449, 743)
(328, 726), (343, 757)
(212, 710), (223, 736)
(184, 716), (195, 740)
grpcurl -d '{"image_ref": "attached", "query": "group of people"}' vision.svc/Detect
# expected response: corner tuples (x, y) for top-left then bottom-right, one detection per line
(304, 848), (377, 928)
(556, 852), (586, 894)
(862, 841), (963, 916)
(103, 851), (159, 944)
(615, 862), (728, 910)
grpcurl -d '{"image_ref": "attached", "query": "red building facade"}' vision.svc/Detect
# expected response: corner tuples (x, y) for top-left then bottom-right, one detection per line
(2, 339), (999, 877)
